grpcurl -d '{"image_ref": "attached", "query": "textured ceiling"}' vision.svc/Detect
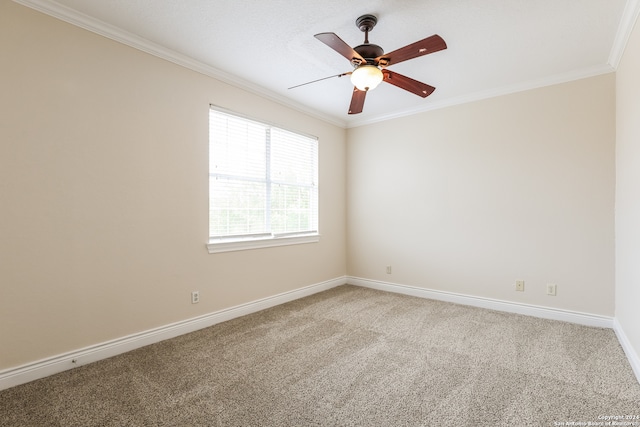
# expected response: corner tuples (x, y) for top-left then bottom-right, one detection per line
(16, 0), (638, 127)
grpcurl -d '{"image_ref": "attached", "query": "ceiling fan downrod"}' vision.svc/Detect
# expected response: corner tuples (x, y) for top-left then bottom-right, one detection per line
(353, 14), (384, 64)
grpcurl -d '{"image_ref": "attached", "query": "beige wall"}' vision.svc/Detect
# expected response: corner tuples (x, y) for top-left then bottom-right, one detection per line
(616, 17), (640, 366)
(347, 74), (616, 316)
(0, 2), (347, 370)
(1, 0), (631, 374)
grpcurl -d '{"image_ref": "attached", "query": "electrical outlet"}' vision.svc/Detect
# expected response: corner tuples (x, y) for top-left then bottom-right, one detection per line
(515, 280), (525, 292)
(386, 266), (392, 274)
(191, 291), (200, 304)
(546, 283), (557, 296)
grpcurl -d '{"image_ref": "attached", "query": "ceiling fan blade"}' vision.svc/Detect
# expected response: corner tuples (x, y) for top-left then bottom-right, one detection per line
(348, 87), (366, 115)
(382, 70), (435, 98)
(376, 34), (446, 67)
(315, 32), (366, 64)
(288, 72), (351, 90)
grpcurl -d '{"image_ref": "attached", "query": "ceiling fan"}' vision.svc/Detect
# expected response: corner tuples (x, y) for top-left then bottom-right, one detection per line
(290, 14), (447, 115)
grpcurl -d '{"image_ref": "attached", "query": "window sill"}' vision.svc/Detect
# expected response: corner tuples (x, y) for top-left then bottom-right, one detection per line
(206, 233), (320, 254)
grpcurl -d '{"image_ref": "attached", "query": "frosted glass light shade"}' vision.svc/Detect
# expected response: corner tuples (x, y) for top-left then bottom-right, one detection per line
(350, 65), (383, 91)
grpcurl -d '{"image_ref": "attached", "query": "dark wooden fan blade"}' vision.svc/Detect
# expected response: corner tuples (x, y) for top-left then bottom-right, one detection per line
(348, 87), (366, 114)
(376, 34), (446, 66)
(288, 72), (351, 90)
(382, 70), (435, 98)
(315, 32), (366, 64)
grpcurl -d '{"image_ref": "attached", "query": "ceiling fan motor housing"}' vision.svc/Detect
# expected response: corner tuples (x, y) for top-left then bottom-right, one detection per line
(354, 43), (384, 63)
(354, 14), (384, 64)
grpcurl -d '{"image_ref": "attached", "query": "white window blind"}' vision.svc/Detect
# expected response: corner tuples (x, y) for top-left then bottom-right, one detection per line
(208, 107), (318, 252)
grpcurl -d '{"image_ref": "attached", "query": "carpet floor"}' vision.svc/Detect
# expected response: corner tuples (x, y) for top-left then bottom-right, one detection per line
(1, 285), (639, 426)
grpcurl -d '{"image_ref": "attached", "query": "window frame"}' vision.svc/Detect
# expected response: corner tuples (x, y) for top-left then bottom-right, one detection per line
(206, 106), (319, 254)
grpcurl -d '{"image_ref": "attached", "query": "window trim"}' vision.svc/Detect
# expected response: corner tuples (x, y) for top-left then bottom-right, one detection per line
(206, 232), (320, 254)
(207, 106), (319, 254)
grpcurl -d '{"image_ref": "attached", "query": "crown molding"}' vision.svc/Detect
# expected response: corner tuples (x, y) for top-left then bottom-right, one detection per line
(609, 0), (640, 68)
(347, 63), (615, 128)
(13, 0), (636, 130)
(11, 0), (348, 129)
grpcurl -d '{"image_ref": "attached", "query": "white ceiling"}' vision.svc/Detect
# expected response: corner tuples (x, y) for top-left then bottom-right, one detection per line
(16, 0), (639, 127)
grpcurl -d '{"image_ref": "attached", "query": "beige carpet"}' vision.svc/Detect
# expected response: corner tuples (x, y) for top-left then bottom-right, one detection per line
(1, 285), (639, 426)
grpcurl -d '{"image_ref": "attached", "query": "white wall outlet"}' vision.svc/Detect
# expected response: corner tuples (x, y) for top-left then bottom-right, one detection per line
(191, 291), (200, 304)
(546, 283), (557, 296)
(515, 280), (525, 292)
(386, 266), (392, 274)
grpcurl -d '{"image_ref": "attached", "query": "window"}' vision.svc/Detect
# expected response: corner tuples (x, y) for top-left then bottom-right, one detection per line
(207, 107), (319, 253)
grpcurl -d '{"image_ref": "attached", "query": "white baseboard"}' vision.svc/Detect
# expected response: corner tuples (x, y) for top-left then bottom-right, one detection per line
(347, 276), (615, 328)
(3, 276), (632, 391)
(352, 276), (640, 385)
(0, 276), (347, 391)
(613, 318), (640, 385)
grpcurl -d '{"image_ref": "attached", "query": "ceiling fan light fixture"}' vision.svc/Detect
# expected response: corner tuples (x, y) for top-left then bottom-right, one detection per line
(350, 65), (383, 91)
